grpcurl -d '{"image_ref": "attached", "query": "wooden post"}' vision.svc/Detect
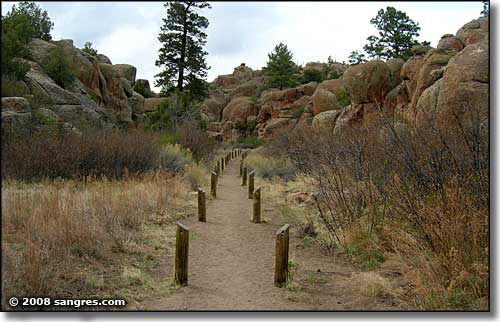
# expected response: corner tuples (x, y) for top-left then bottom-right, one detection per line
(242, 167), (247, 186)
(274, 224), (290, 287)
(253, 187), (261, 223)
(239, 161), (243, 177)
(215, 161), (220, 175)
(211, 171), (217, 198)
(248, 171), (255, 199)
(221, 157), (224, 172)
(198, 188), (206, 222)
(175, 222), (189, 286)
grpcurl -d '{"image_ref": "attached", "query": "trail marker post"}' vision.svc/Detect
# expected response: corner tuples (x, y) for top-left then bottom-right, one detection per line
(274, 224), (290, 287)
(175, 222), (190, 286)
(253, 187), (262, 223)
(248, 171), (255, 199)
(211, 171), (217, 198)
(242, 167), (247, 186)
(198, 188), (206, 222)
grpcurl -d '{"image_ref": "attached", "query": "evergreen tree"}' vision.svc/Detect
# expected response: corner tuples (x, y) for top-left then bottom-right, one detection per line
(45, 45), (74, 88)
(363, 6), (427, 60)
(6, 1), (53, 41)
(82, 41), (98, 56)
(155, 1), (211, 100)
(263, 43), (300, 90)
(348, 50), (367, 65)
(481, 0), (489, 17)
(1, 2), (52, 81)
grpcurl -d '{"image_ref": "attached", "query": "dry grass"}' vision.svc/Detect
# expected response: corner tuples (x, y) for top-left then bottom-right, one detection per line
(1, 171), (196, 310)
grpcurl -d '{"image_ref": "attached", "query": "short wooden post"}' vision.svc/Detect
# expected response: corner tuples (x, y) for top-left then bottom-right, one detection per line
(175, 222), (189, 286)
(252, 187), (261, 223)
(242, 167), (247, 186)
(211, 171), (217, 198)
(274, 224), (290, 287)
(221, 157), (224, 172)
(198, 188), (206, 222)
(239, 161), (243, 177)
(248, 171), (255, 199)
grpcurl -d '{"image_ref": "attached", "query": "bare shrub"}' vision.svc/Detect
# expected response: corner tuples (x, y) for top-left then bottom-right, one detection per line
(281, 102), (488, 309)
(2, 128), (162, 181)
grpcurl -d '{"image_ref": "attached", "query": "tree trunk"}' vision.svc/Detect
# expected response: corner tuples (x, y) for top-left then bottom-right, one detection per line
(178, 4), (190, 91)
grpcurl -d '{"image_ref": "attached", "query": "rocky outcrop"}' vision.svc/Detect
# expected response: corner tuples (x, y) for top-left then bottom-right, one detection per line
(203, 17), (487, 142)
(3, 37), (148, 134)
(456, 17), (489, 46)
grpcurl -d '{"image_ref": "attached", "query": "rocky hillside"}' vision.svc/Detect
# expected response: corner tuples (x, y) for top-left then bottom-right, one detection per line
(202, 17), (488, 141)
(2, 38), (158, 135)
(2, 17), (487, 140)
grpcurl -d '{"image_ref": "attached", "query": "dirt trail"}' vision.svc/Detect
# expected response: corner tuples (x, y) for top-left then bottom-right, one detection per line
(147, 158), (398, 311)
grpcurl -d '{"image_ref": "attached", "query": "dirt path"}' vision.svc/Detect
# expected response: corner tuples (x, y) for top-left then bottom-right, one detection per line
(147, 157), (399, 311)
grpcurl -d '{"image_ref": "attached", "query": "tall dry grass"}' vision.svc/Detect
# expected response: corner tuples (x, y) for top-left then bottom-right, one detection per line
(1, 171), (191, 305)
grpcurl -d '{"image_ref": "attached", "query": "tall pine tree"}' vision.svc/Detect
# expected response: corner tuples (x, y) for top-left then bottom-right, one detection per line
(363, 6), (428, 61)
(263, 43), (300, 90)
(155, 1), (211, 100)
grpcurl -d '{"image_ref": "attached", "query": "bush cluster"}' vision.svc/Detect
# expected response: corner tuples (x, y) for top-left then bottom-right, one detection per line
(279, 104), (488, 309)
(2, 128), (162, 181)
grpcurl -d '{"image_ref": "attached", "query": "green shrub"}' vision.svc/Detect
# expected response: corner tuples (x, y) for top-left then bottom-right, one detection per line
(1, 79), (29, 97)
(157, 143), (193, 172)
(81, 41), (97, 56)
(337, 89), (351, 107)
(244, 149), (297, 179)
(87, 89), (100, 104)
(146, 90), (200, 131)
(302, 68), (324, 84)
(235, 135), (263, 149)
(45, 45), (74, 88)
(133, 80), (153, 98)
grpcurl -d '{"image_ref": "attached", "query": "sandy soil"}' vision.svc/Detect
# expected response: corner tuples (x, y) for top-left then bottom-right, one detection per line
(147, 158), (400, 311)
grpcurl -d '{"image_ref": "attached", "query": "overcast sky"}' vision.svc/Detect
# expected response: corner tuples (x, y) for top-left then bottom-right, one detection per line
(2, 1), (483, 91)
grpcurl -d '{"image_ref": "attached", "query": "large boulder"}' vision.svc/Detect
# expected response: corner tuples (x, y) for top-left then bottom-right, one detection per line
(409, 48), (456, 112)
(434, 40), (488, 130)
(456, 16), (489, 46)
(342, 60), (391, 106)
(386, 58), (405, 89)
(99, 63), (133, 122)
(222, 96), (259, 129)
(229, 80), (260, 100)
(112, 64), (137, 83)
(437, 34), (464, 51)
(96, 54), (112, 64)
(311, 110), (341, 131)
(133, 79), (153, 98)
(128, 92), (145, 122)
(28, 39), (57, 66)
(232, 63), (253, 82)
(311, 87), (338, 115)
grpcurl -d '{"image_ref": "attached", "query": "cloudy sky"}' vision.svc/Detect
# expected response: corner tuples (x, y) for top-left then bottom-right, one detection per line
(2, 1), (483, 91)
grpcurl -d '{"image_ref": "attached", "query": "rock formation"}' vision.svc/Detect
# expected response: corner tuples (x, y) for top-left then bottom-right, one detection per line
(2, 38), (150, 135)
(201, 16), (488, 142)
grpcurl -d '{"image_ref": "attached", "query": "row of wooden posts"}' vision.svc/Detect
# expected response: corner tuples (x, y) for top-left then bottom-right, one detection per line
(174, 148), (290, 287)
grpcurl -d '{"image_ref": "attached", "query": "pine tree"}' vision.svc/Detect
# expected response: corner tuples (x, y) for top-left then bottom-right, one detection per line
(6, 1), (53, 41)
(155, 1), (211, 100)
(481, 0), (489, 17)
(363, 6), (427, 60)
(263, 43), (300, 90)
(348, 50), (367, 65)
